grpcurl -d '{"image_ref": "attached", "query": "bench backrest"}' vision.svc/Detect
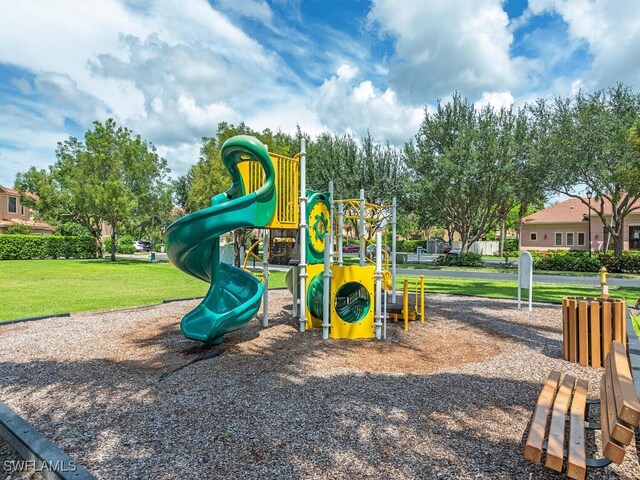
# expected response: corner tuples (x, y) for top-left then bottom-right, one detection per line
(600, 340), (640, 463)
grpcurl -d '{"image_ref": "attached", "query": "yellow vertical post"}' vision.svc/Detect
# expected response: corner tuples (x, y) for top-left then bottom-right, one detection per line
(420, 275), (425, 323)
(403, 278), (409, 331)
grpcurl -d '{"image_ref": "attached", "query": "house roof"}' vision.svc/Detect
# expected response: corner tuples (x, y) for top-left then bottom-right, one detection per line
(0, 185), (20, 196)
(0, 185), (38, 200)
(0, 218), (56, 231)
(524, 196), (640, 224)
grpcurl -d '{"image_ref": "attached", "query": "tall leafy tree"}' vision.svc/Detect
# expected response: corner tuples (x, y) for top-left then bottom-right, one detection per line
(406, 94), (520, 251)
(16, 119), (171, 261)
(531, 85), (640, 255)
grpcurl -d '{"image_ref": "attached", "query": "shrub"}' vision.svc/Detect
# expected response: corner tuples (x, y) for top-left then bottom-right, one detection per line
(6, 224), (33, 235)
(53, 222), (91, 237)
(533, 250), (601, 272)
(436, 252), (484, 267)
(503, 238), (518, 252)
(103, 235), (137, 255)
(0, 235), (97, 260)
(599, 251), (640, 273)
(397, 239), (425, 252)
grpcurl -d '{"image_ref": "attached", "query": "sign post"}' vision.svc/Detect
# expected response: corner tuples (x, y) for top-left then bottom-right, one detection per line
(518, 251), (533, 311)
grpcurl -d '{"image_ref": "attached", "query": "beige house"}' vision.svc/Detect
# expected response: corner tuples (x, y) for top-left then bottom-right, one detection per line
(0, 185), (55, 234)
(521, 197), (640, 252)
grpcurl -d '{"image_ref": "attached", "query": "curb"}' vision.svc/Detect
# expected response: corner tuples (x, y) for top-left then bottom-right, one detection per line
(0, 313), (70, 326)
(0, 400), (96, 480)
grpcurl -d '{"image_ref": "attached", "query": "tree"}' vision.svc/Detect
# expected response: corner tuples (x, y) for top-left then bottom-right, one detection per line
(16, 119), (171, 261)
(406, 93), (521, 252)
(531, 85), (640, 256)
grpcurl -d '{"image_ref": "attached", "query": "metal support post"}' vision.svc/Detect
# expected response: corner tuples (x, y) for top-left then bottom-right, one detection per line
(329, 181), (334, 265)
(322, 234), (331, 340)
(262, 230), (269, 327)
(337, 201), (344, 266)
(359, 189), (365, 267)
(299, 138), (308, 332)
(374, 231), (383, 340)
(392, 197), (397, 302)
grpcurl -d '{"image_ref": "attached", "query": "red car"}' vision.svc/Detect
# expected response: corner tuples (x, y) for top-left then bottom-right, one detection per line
(342, 243), (359, 253)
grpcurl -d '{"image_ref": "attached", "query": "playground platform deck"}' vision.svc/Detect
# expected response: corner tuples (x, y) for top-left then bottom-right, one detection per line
(1, 291), (638, 479)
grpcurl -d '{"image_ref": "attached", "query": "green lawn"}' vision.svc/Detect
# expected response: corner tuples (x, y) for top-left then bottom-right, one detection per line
(0, 259), (286, 322)
(1, 259), (638, 323)
(396, 274), (640, 305)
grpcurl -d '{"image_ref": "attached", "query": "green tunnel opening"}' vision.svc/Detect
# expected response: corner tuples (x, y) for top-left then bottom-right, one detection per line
(334, 282), (370, 324)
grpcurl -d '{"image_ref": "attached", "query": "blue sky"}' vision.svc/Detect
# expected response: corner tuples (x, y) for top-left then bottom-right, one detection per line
(1, 0), (640, 187)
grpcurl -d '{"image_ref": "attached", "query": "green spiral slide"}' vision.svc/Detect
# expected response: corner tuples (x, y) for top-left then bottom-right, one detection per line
(165, 135), (276, 344)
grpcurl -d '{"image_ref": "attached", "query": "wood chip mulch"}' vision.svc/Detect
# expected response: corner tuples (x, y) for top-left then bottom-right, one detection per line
(1, 291), (639, 479)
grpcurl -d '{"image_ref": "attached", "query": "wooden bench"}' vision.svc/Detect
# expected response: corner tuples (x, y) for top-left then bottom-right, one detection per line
(524, 340), (640, 479)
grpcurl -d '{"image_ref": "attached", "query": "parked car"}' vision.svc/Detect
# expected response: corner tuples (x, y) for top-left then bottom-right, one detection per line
(446, 248), (462, 257)
(442, 244), (452, 253)
(365, 244), (391, 255)
(133, 240), (152, 252)
(342, 243), (359, 253)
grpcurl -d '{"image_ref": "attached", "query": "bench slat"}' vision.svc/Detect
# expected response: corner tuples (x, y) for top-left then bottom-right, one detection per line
(600, 375), (627, 464)
(604, 358), (635, 445)
(567, 378), (588, 480)
(524, 371), (561, 463)
(546, 374), (576, 472)
(610, 341), (640, 427)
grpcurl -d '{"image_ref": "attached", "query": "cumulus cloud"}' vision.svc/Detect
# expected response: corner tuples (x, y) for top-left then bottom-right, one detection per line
(368, 0), (535, 103)
(527, 0), (640, 90)
(315, 64), (423, 143)
(475, 91), (515, 110)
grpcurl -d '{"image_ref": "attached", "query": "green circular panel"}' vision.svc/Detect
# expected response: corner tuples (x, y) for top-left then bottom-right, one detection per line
(307, 273), (324, 320)
(334, 282), (371, 324)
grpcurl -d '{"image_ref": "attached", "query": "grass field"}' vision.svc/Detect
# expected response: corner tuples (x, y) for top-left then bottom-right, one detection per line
(0, 259), (285, 322)
(1, 259), (638, 322)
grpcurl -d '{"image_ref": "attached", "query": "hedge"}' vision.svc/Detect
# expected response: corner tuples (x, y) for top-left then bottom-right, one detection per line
(0, 234), (97, 260)
(435, 252), (484, 267)
(397, 239), (425, 252)
(531, 250), (640, 273)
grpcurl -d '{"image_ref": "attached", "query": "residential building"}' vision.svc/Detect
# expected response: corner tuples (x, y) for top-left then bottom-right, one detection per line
(521, 197), (640, 252)
(0, 185), (55, 234)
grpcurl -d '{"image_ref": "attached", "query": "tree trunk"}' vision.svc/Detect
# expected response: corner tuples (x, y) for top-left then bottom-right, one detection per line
(92, 230), (103, 259)
(110, 227), (117, 262)
(498, 216), (506, 257)
(517, 202), (527, 252)
(233, 230), (242, 267)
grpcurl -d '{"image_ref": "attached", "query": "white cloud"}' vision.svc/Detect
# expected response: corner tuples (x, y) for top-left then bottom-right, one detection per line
(527, 0), (640, 90)
(475, 91), (515, 110)
(368, 0), (535, 103)
(214, 0), (274, 24)
(0, 0), (309, 182)
(315, 65), (422, 143)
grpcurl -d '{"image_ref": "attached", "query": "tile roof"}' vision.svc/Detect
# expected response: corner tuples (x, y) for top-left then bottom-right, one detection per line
(524, 197), (640, 224)
(0, 218), (56, 230)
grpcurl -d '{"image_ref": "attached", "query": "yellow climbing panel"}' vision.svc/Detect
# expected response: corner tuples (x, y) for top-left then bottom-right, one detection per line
(238, 152), (299, 229)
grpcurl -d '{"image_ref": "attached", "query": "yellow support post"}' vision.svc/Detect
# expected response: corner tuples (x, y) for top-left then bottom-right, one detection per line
(420, 275), (425, 323)
(403, 278), (409, 331)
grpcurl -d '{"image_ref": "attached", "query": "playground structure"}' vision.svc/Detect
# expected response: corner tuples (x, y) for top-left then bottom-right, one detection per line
(165, 135), (425, 345)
